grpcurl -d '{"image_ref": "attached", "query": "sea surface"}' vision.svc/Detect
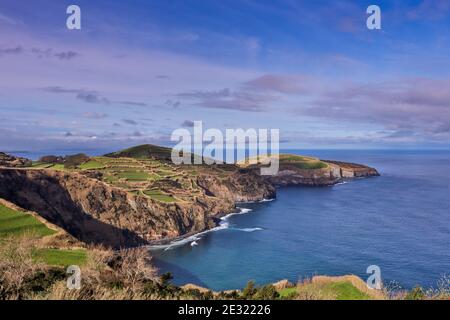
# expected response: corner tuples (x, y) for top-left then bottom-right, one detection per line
(151, 150), (450, 291)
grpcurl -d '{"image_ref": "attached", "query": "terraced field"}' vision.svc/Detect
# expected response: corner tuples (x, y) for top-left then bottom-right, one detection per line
(27, 150), (227, 204)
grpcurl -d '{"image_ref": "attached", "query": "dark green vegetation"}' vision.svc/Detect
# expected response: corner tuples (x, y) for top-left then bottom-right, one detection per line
(0, 204), (55, 238)
(241, 281), (280, 300)
(105, 144), (172, 160)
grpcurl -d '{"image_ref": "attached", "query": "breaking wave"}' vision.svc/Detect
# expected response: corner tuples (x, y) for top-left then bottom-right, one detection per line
(149, 206), (260, 251)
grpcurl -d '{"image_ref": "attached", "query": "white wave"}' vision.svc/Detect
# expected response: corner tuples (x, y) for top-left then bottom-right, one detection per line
(235, 227), (263, 232)
(238, 198), (275, 204)
(220, 207), (253, 221)
(149, 206), (259, 251)
(190, 241), (198, 247)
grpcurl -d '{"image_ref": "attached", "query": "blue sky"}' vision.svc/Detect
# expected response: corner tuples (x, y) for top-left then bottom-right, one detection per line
(0, 0), (449, 152)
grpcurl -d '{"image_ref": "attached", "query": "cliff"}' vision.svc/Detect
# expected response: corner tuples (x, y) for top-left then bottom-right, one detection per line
(0, 168), (274, 247)
(239, 154), (379, 186)
(0, 147), (379, 248)
(266, 160), (379, 186)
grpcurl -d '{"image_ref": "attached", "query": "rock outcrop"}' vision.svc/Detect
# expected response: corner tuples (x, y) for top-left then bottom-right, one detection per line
(0, 152), (32, 168)
(265, 161), (379, 186)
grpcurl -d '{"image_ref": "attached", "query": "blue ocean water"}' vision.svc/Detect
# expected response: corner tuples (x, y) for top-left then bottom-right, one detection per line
(152, 150), (450, 291)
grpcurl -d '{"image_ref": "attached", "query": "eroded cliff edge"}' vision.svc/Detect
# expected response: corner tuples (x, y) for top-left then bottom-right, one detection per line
(0, 149), (378, 248)
(0, 168), (274, 247)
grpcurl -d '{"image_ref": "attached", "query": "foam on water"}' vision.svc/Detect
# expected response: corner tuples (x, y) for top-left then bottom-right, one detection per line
(149, 207), (258, 251)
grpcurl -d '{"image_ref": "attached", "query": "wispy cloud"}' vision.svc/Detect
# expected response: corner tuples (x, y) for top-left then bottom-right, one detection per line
(119, 101), (148, 107)
(122, 119), (138, 125)
(176, 88), (276, 112)
(0, 46), (24, 55)
(181, 120), (195, 127)
(82, 112), (108, 119)
(41, 86), (147, 107)
(41, 86), (110, 105)
(244, 74), (314, 94)
(164, 100), (181, 108)
(0, 45), (80, 60)
(301, 78), (450, 139)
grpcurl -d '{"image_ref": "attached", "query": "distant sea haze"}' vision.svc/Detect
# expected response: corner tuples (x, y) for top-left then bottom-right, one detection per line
(152, 149), (450, 291)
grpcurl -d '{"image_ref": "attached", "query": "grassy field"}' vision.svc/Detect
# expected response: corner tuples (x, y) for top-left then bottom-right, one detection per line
(79, 159), (105, 170)
(31, 162), (53, 168)
(278, 287), (297, 298)
(32, 248), (87, 266)
(279, 280), (370, 300)
(279, 154), (328, 170)
(0, 204), (56, 237)
(143, 190), (176, 202)
(51, 164), (66, 170)
(326, 281), (370, 300)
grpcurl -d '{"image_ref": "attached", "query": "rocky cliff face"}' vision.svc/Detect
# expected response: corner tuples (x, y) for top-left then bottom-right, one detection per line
(0, 168), (273, 247)
(265, 161), (379, 186)
(196, 171), (276, 202)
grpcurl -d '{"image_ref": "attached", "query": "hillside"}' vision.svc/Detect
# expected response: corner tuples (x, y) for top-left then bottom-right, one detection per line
(0, 145), (378, 248)
(104, 144), (173, 161)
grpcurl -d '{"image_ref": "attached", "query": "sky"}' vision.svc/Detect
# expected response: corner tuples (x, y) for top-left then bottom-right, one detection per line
(0, 0), (449, 152)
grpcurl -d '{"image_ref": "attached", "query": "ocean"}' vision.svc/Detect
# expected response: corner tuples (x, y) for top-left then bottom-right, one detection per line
(151, 150), (450, 291)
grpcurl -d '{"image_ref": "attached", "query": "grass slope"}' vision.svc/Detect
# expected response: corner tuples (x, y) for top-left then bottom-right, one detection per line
(279, 280), (371, 300)
(32, 248), (87, 267)
(0, 204), (86, 266)
(0, 204), (55, 238)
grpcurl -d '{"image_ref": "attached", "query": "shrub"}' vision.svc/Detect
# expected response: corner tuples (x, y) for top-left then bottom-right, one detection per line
(241, 280), (257, 299)
(254, 284), (280, 300)
(405, 286), (426, 300)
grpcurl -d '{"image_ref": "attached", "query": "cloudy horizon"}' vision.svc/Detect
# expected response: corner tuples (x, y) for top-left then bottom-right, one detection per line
(1, 0), (449, 152)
